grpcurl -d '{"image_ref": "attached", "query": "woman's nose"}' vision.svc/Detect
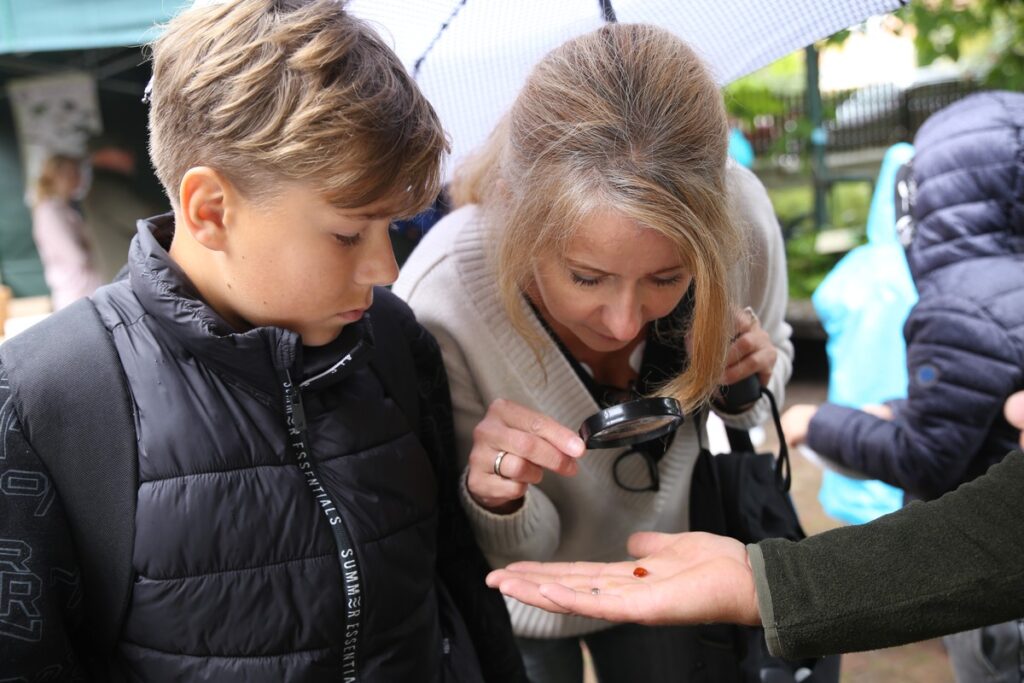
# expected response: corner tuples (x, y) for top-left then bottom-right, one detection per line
(603, 292), (644, 342)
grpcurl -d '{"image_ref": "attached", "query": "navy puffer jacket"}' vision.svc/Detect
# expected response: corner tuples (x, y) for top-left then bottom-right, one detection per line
(808, 91), (1024, 499)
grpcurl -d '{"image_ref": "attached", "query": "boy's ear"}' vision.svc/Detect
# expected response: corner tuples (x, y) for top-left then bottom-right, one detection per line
(179, 167), (234, 252)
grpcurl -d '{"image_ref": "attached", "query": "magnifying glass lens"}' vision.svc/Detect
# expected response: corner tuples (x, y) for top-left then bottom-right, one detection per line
(579, 397), (684, 449)
(590, 415), (679, 440)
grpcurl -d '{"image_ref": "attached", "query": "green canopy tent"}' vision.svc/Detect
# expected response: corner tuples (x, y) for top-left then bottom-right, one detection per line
(0, 0), (187, 295)
(0, 0), (190, 54)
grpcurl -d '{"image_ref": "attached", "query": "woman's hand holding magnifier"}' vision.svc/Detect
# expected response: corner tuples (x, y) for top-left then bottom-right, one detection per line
(468, 398), (587, 514)
(723, 306), (775, 388)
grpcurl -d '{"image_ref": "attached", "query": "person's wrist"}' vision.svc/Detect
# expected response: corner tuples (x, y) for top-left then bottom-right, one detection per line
(479, 495), (524, 515)
(736, 554), (762, 626)
(468, 486), (525, 515)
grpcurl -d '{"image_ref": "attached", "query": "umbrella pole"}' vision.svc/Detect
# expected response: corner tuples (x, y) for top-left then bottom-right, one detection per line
(806, 44), (828, 233)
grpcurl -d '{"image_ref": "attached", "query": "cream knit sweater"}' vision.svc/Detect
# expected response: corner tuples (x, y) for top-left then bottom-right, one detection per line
(393, 163), (793, 639)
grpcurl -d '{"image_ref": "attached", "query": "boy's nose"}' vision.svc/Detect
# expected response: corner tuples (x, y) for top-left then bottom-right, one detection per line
(355, 226), (399, 287)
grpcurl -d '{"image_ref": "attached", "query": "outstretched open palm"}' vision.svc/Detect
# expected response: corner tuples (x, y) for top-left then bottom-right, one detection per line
(487, 531), (762, 627)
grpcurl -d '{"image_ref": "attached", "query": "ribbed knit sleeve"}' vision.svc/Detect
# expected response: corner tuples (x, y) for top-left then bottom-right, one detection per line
(458, 472), (561, 564)
(751, 450), (1024, 660)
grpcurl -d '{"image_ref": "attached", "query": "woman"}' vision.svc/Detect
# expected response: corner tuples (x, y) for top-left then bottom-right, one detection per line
(394, 24), (792, 682)
(31, 154), (102, 309)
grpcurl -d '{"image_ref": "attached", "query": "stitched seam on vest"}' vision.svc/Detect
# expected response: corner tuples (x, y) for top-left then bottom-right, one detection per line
(107, 309), (148, 332)
(211, 366), (275, 407)
(137, 551), (336, 581)
(141, 437), (419, 482)
(119, 639), (335, 659)
(141, 461), (293, 483)
(138, 258), (220, 336)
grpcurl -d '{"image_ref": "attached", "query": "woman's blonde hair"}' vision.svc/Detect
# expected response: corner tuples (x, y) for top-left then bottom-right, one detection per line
(452, 24), (741, 411)
(32, 155), (81, 207)
(148, 0), (447, 217)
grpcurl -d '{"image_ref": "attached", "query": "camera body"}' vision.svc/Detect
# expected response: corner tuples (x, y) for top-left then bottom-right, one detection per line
(718, 374), (762, 412)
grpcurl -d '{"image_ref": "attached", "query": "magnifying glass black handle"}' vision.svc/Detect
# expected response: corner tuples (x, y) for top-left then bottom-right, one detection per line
(719, 374), (762, 412)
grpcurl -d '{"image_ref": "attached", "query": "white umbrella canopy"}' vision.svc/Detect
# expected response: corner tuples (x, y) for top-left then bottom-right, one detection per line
(347, 0), (906, 178)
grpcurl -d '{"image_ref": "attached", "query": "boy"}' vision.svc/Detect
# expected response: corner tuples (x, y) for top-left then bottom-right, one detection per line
(0, 1), (524, 680)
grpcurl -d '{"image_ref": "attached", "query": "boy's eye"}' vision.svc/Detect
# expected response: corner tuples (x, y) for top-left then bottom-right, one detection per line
(333, 232), (363, 247)
(570, 271), (602, 287)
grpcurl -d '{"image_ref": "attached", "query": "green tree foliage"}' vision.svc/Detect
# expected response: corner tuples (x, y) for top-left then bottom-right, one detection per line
(896, 0), (1024, 89)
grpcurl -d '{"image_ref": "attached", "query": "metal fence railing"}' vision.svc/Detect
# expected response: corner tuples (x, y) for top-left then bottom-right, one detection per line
(741, 79), (981, 159)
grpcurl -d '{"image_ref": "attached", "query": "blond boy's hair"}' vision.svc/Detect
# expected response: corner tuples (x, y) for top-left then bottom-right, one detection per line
(148, 0), (447, 216)
(452, 24), (741, 412)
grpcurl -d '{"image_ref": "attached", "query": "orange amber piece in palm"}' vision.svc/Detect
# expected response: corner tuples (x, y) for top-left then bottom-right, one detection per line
(632, 566), (649, 578)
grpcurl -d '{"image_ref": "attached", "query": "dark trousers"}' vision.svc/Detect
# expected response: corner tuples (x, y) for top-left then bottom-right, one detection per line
(518, 623), (730, 683)
(945, 619), (1024, 683)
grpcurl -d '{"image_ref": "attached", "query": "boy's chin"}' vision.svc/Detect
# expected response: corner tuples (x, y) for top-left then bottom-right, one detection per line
(297, 322), (347, 347)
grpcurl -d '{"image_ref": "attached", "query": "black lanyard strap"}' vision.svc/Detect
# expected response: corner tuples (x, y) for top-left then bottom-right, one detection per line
(283, 372), (363, 681)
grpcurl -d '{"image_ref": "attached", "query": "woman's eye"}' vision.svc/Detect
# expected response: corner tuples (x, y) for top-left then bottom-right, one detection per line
(651, 275), (684, 287)
(570, 272), (602, 287)
(333, 233), (362, 247)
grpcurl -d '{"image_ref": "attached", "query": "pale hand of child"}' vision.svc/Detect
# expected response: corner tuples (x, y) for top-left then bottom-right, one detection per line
(487, 531), (761, 628)
(723, 306), (776, 387)
(467, 398), (586, 514)
(781, 404), (818, 447)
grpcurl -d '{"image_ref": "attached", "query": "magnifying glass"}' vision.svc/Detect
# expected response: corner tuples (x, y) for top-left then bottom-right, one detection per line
(578, 397), (684, 449)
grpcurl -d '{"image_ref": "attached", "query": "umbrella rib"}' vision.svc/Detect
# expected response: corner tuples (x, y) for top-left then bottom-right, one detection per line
(413, 0), (470, 78)
(599, 0), (617, 22)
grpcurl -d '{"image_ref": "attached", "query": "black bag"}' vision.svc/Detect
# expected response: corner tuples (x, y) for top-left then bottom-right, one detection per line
(689, 387), (841, 683)
(706, 389), (803, 545)
(0, 298), (137, 679)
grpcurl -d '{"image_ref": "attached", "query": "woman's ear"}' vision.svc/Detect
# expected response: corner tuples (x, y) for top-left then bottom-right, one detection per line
(178, 167), (232, 252)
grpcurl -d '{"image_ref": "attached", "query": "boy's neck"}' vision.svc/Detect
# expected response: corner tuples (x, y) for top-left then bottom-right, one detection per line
(166, 214), (251, 334)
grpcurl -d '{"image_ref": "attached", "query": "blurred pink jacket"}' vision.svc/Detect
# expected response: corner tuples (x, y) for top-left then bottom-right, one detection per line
(31, 199), (103, 310)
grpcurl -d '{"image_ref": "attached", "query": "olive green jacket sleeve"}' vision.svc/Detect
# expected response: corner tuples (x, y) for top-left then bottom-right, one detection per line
(747, 450), (1024, 660)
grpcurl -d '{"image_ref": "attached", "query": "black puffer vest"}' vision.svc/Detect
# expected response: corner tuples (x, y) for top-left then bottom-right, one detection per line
(92, 218), (474, 681)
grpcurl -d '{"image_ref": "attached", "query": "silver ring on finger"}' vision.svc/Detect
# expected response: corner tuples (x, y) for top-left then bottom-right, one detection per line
(494, 450), (511, 479)
(742, 305), (759, 327)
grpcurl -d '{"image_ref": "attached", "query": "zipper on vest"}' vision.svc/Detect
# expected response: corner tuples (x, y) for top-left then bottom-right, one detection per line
(282, 369), (363, 682)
